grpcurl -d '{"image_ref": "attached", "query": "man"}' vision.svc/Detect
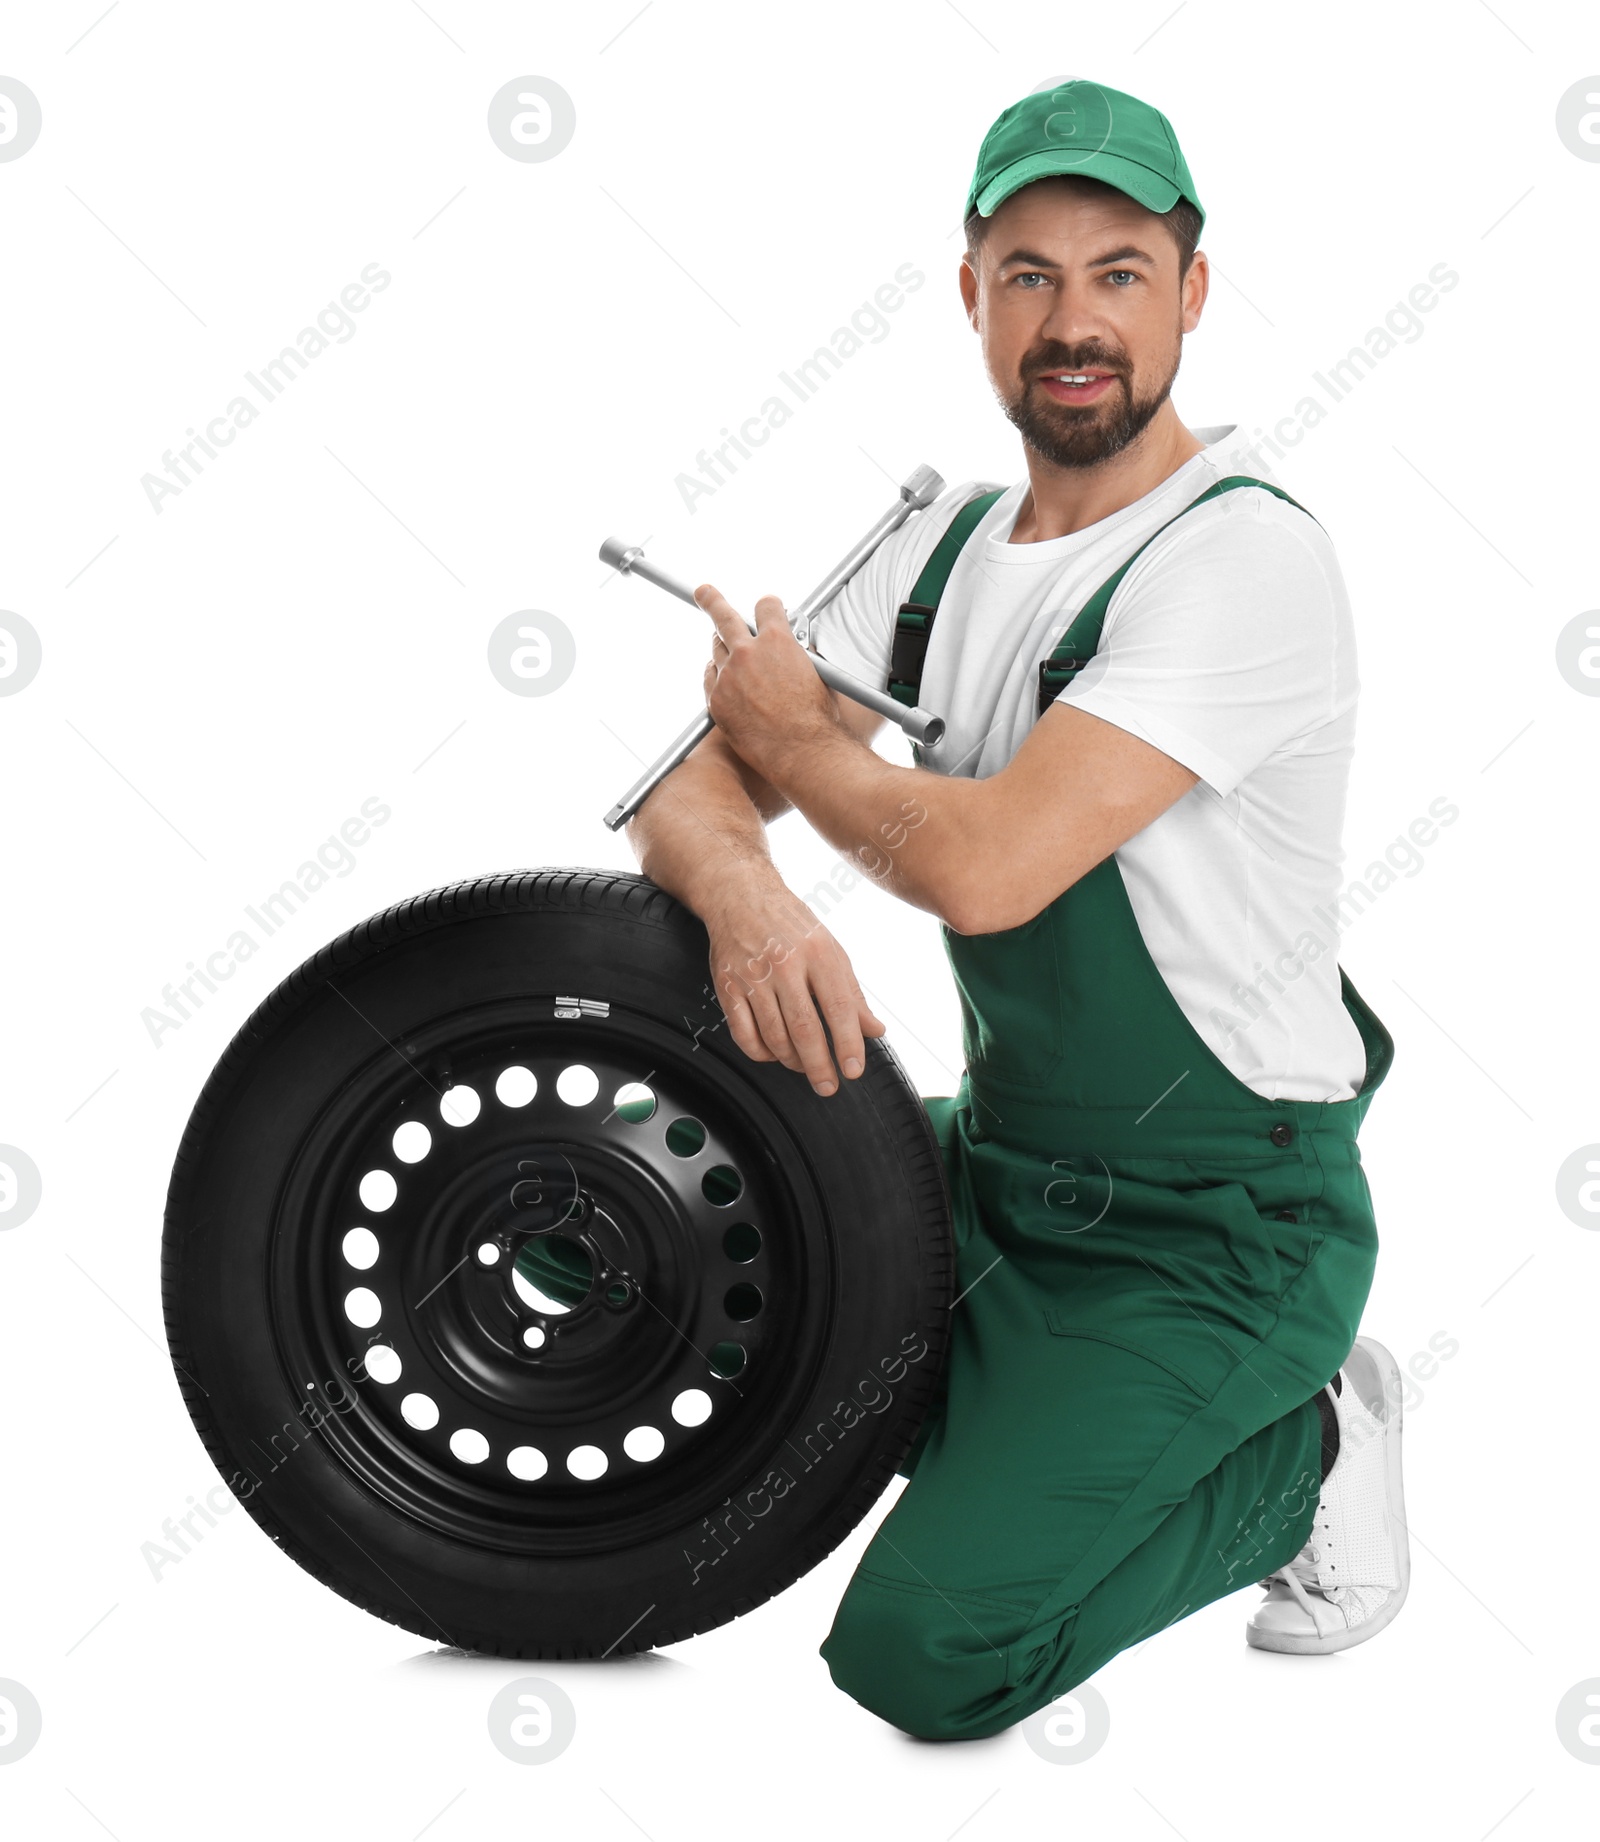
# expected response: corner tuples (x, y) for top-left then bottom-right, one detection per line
(625, 77), (1408, 1740)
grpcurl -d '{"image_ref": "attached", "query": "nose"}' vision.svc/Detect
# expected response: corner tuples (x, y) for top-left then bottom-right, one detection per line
(1036, 281), (1116, 353)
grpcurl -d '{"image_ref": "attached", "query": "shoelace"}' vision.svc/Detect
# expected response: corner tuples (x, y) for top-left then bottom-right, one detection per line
(1270, 1540), (1333, 1619)
(1267, 1510), (1344, 1604)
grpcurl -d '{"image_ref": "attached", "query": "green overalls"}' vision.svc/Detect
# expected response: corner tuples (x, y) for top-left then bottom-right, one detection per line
(817, 476), (1393, 1739)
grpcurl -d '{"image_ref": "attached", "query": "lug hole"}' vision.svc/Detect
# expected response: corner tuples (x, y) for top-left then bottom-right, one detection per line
(665, 1116), (706, 1157)
(556, 1064), (599, 1107)
(613, 1081), (656, 1122)
(495, 1065), (537, 1108)
(702, 1164), (743, 1206)
(723, 1222), (761, 1263)
(440, 1084), (480, 1127)
(709, 1340), (746, 1378)
(724, 1282), (763, 1322)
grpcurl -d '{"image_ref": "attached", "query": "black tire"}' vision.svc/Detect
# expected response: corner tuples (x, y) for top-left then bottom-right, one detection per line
(162, 868), (953, 1658)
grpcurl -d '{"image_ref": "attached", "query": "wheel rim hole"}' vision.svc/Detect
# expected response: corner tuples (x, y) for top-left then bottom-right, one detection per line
(567, 1444), (608, 1480)
(507, 1445), (548, 1480)
(702, 1163), (742, 1206)
(709, 1340), (746, 1379)
(671, 1388), (713, 1427)
(358, 1170), (397, 1212)
(724, 1283), (763, 1323)
(401, 1392), (439, 1430)
(522, 1326), (546, 1350)
(342, 1227), (380, 1270)
(665, 1116), (705, 1158)
(511, 1232), (593, 1315)
(722, 1222), (761, 1263)
(440, 1084), (481, 1127)
(612, 1081), (656, 1123)
(392, 1120), (431, 1164)
(362, 1344), (401, 1385)
(604, 1281), (630, 1306)
(449, 1428), (489, 1465)
(495, 1065), (538, 1108)
(556, 1064), (599, 1107)
(476, 1242), (501, 1267)
(343, 1286), (382, 1328)
(623, 1426), (665, 1462)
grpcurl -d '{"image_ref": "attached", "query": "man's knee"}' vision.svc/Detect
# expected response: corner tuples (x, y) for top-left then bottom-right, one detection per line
(819, 1570), (1022, 1740)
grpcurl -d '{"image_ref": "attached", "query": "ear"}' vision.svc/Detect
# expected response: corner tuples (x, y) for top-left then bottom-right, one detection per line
(1181, 248), (1209, 334)
(959, 256), (979, 328)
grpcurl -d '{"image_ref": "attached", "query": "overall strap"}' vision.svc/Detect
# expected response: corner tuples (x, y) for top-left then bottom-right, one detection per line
(881, 474), (1319, 718)
(1034, 475), (1319, 715)
(887, 488), (1005, 708)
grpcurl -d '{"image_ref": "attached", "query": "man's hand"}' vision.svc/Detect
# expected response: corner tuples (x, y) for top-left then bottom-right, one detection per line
(701, 877), (885, 1096)
(694, 584), (838, 778)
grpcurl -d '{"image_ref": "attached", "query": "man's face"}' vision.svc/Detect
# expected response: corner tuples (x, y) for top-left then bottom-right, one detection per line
(959, 177), (1207, 470)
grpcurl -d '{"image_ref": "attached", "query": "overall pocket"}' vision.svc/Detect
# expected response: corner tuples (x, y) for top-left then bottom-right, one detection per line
(1014, 1157), (1318, 1402)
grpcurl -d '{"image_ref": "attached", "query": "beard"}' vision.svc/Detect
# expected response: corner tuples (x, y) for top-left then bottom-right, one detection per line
(998, 334), (1181, 471)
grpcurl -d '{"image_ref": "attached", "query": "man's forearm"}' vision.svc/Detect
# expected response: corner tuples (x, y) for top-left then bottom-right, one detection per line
(624, 736), (790, 919)
(622, 718), (891, 1096)
(759, 721), (987, 931)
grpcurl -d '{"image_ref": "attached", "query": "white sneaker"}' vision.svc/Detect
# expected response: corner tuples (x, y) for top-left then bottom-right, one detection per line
(1245, 1335), (1410, 1655)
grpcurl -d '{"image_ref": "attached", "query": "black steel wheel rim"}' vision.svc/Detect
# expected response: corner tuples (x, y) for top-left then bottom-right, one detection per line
(269, 994), (832, 1554)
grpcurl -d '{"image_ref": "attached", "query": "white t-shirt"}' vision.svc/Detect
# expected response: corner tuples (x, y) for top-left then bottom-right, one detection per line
(808, 423), (1368, 1103)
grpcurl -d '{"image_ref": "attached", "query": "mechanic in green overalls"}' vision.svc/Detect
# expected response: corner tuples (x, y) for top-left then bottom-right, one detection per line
(626, 78), (1411, 1739)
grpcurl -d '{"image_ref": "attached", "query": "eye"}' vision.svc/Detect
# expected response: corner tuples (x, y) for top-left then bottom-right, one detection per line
(1013, 270), (1049, 288)
(1106, 269), (1139, 286)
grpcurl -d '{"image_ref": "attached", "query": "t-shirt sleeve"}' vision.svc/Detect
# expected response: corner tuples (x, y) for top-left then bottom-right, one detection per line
(1054, 492), (1354, 797)
(806, 481), (999, 687)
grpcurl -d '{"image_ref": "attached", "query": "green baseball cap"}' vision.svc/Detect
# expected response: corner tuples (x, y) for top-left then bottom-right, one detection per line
(965, 77), (1204, 234)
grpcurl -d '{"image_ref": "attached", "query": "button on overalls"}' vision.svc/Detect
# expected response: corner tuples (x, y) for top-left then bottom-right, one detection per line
(819, 477), (1394, 1739)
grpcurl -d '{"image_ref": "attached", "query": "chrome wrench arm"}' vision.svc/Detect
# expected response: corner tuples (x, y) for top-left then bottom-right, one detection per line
(599, 541), (938, 734)
(600, 465), (947, 832)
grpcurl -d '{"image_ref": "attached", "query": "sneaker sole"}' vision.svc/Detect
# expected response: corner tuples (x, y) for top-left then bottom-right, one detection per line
(1245, 1334), (1411, 1656)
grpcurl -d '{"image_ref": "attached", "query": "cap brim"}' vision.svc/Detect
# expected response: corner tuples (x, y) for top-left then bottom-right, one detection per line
(970, 148), (1186, 222)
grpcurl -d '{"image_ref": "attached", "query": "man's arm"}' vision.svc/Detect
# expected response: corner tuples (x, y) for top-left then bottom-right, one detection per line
(695, 586), (1199, 937)
(761, 698), (1198, 935)
(624, 690), (893, 1097)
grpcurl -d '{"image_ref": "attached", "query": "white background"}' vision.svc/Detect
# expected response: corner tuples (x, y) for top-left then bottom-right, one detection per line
(1, 0), (1596, 1833)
